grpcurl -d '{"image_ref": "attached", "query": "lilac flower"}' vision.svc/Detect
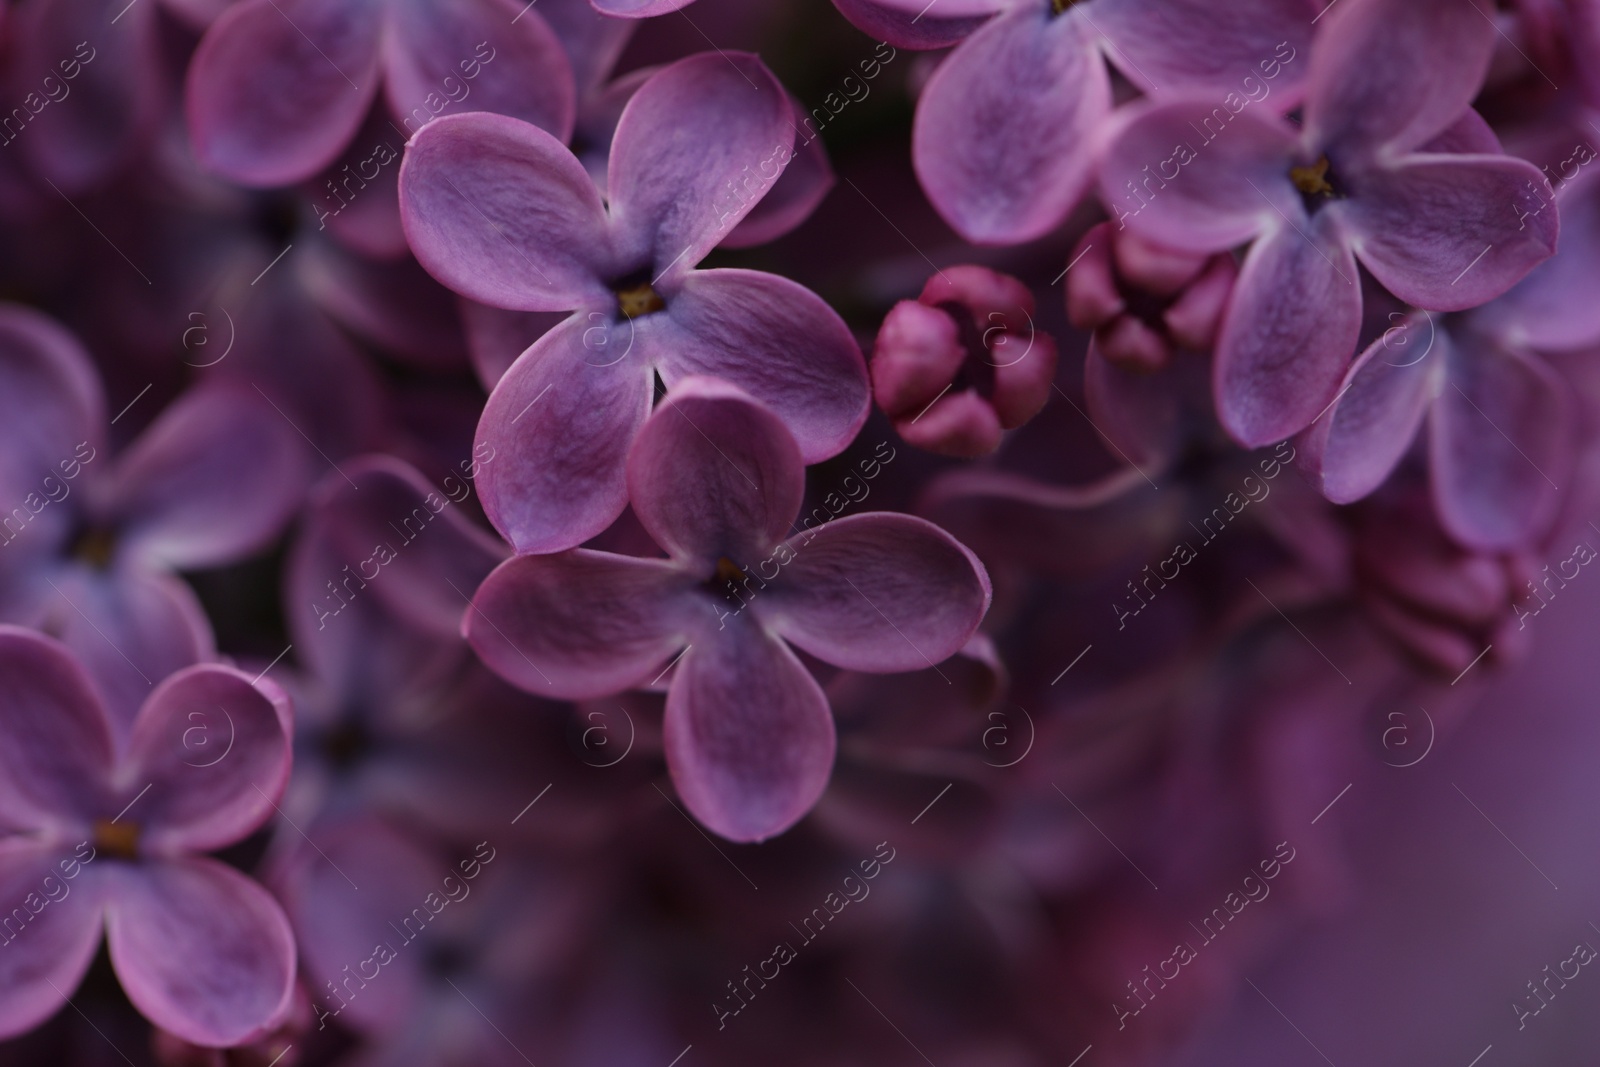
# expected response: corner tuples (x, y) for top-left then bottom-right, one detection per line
(1298, 114), (1600, 550)
(274, 815), (583, 1065)
(400, 52), (870, 553)
(0, 306), (307, 738)
(0, 626), (295, 1047)
(1098, 0), (1559, 447)
(186, 0), (577, 187)
(830, 0), (1317, 244)
(871, 265), (1058, 457)
(466, 378), (990, 841)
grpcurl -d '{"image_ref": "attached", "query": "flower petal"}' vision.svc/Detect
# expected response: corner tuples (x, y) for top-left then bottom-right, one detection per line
(1304, 0), (1494, 156)
(273, 817), (439, 1033)
(473, 314), (654, 553)
(1340, 155), (1557, 311)
(1097, 98), (1297, 252)
(1213, 217), (1361, 446)
(119, 664), (292, 855)
(607, 52), (792, 276)
(829, 0), (997, 49)
(1092, 0), (1312, 101)
(0, 305), (103, 536)
(759, 512), (990, 673)
(588, 0), (696, 15)
(384, 0), (575, 142)
(186, 0), (384, 186)
(15, 0), (163, 190)
(400, 112), (612, 312)
(663, 615), (835, 842)
(538, 0), (636, 96)
(110, 384), (308, 572)
(104, 857), (296, 1047)
(466, 549), (695, 699)
(308, 456), (506, 640)
(1429, 334), (1572, 550)
(30, 568), (214, 749)
(0, 627), (113, 832)
(654, 268), (869, 463)
(723, 112), (835, 249)
(628, 378), (804, 569)
(1298, 313), (1445, 504)
(1473, 164), (1600, 351)
(913, 5), (1110, 244)
(0, 839), (105, 1041)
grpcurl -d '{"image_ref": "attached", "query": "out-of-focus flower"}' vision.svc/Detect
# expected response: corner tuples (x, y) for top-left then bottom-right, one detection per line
(0, 627), (295, 1047)
(872, 264), (1058, 457)
(1098, 0), (1558, 447)
(467, 378), (990, 841)
(831, 0), (1316, 244)
(0, 306), (306, 735)
(400, 52), (869, 553)
(186, 0), (576, 187)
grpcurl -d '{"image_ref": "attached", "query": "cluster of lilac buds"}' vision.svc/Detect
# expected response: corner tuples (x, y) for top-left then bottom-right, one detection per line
(0, 0), (1597, 1063)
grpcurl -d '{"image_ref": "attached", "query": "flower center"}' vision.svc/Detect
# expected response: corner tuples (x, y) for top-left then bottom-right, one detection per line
(1050, 0), (1080, 13)
(93, 817), (140, 860)
(1289, 156), (1339, 212)
(71, 525), (117, 569)
(704, 555), (754, 608)
(615, 281), (666, 320)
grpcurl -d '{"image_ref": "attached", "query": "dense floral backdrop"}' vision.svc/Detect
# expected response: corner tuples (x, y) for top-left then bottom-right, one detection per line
(0, 0), (1596, 1063)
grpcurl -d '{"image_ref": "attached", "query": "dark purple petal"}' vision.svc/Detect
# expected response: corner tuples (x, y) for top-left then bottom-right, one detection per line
(109, 384), (307, 571)
(384, 0), (575, 142)
(829, 0), (996, 49)
(759, 512), (990, 673)
(473, 314), (653, 553)
(274, 818), (438, 1032)
(1213, 217), (1361, 446)
(1297, 314), (1446, 504)
(655, 268), (869, 463)
(308, 455), (506, 639)
(465, 549), (696, 698)
(663, 613), (835, 842)
(1429, 334), (1572, 550)
(186, 0), (384, 186)
(1339, 155), (1558, 311)
(1093, 0), (1313, 102)
(1082, 340), (1184, 467)
(16, 0), (163, 191)
(0, 840), (105, 1041)
(104, 857), (296, 1047)
(539, 0), (636, 96)
(0, 626), (113, 832)
(399, 112), (613, 312)
(300, 241), (471, 372)
(120, 665), (292, 855)
(0, 305), (103, 530)
(913, 5), (1110, 244)
(1305, 0), (1495, 156)
(460, 300), (566, 390)
(627, 378), (805, 569)
(723, 109), (835, 249)
(607, 53), (792, 276)
(1096, 99), (1297, 252)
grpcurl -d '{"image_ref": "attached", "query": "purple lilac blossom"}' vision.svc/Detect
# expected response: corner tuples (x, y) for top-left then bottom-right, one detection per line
(466, 378), (990, 841)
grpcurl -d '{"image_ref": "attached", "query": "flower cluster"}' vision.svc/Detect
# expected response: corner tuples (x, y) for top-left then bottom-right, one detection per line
(0, 0), (1595, 1063)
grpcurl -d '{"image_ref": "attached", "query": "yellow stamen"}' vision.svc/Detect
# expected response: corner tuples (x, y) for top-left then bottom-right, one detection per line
(616, 282), (666, 320)
(93, 818), (140, 860)
(1290, 157), (1335, 198)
